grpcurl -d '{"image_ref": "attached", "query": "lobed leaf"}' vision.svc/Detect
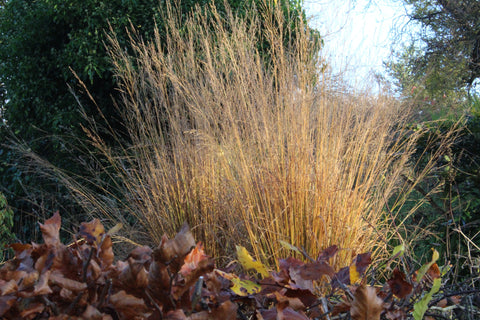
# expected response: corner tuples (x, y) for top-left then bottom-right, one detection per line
(236, 245), (269, 278)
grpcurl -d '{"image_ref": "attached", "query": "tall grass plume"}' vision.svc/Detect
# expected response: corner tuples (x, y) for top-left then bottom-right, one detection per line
(23, 2), (444, 268)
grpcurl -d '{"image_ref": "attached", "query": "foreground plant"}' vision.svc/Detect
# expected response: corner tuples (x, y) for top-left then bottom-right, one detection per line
(2, 213), (477, 319)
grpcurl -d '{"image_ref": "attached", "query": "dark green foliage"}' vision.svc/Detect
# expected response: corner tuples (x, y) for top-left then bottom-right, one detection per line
(397, 113), (480, 280)
(0, 192), (14, 261)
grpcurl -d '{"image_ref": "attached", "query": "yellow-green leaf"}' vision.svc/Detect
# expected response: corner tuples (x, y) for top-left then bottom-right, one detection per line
(279, 240), (302, 255)
(391, 244), (405, 258)
(215, 270), (261, 296)
(230, 277), (261, 296)
(349, 264), (360, 284)
(416, 249), (440, 283)
(236, 246), (269, 278)
(413, 277), (441, 320)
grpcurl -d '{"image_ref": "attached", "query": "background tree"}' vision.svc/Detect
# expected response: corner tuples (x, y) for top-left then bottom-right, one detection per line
(387, 0), (480, 114)
(386, 0), (480, 278)
(0, 0), (314, 241)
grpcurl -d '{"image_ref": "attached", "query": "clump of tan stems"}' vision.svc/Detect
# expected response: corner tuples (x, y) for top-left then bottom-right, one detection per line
(22, 1), (455, 269)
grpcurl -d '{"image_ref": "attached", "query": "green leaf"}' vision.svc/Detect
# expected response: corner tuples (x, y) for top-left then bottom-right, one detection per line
(416, 249), (439, 283)
(279, 240), (302, 255)
(391, 244), (405, 259)
(413, 277), (441, 320)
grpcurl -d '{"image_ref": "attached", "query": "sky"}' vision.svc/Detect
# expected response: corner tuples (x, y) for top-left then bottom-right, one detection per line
(303, 0), (414, 89)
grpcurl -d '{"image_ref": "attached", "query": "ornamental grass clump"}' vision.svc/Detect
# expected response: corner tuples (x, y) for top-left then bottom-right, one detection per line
(37, 2), (430, 268)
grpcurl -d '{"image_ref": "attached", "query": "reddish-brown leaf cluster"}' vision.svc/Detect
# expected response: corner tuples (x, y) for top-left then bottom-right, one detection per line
(0, 213), (460, 319)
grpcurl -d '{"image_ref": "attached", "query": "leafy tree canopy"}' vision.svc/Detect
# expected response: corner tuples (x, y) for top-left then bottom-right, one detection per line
(387, 0), (480, 110)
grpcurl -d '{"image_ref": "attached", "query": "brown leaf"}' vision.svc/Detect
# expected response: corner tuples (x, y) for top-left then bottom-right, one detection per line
(293, 261), (335, 281)
(427, 263), (441, 280)
(350, 284), (383, 320)
(180, 243), (210, 277)
(119, 257), (149, 290)
(354, 253), (372, 276)
(174, 244), (214, 299)
(79, 218), (105, 246)
(208, 300), (238, 320)
(277, 306), (310, 320)
(128, 246), (152, 264)
(99, 235), (114, 268)
(82, 305), (113, 320)
(387, 268), (413, 299)
(109, 290), (149, 318)
(152, 223), (195, 270)
(18, 271), (40, 291)
(19, 302), (45, 318)
(385, 308), (407, 320)
(289, 267), (314, 291)
(332, 266), (350, 288)
(257, 308), (276, 320)
(0, 295), (15, 317)
(165, 309), (188, 319)
(274, 291), (305, 311)
(0, 279), (18, 296)
(317, 245), (338, 262)
(39, 211), (62, 247)
(33, 270), (53, 296)
(49, 271), (87, 292)
(331, 301), (351, 316)
(148, 258), (172, 298)
(9, 243), (33, 260)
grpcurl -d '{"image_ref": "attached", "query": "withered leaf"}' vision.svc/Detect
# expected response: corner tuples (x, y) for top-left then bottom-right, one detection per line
(279, 257), (304, 273)
(148, 259), (171, 298)
(152, 223), (195, 270)
(274, 291), (305, 311)
(350, 284), (383, 320)
(317, 245), (338, 262)
(257, 308), (277, 320)
(165, 309), (188, 319)
(385, 308), (407, 320)
(49, 271), (87, 292)
(289, 267), (314, 291)
(293, 261), (335, 281)
(39, 211), (62, 247)
(18, 270), (39, 291)
(0, 279), (18, 296)
(79, 218), (105, 246)
(128, 245), (152, 264)
(354, 253), (372, 276)
(119, 257), (149, 289)
(427, 263), (441, 280)
(180, 242), (210, 277)
(109, 290), (149, 318)
(33, 270), (53, 296)
(19, 302), (45, 318)
(99, 235), (114, 268)
(9, 243), (32, 260)
(0, 295), (15, 317)
(387, 268), (413, 299)
(174, 243), (214, 299)
(277, 306), (310, 320)
(82, 304), (111, 320)
(332, 266), (350, 288)
(191, 300), (238, 320)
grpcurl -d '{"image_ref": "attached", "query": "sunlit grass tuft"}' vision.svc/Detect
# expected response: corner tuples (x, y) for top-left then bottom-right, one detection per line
(25, 2), (453, 268)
